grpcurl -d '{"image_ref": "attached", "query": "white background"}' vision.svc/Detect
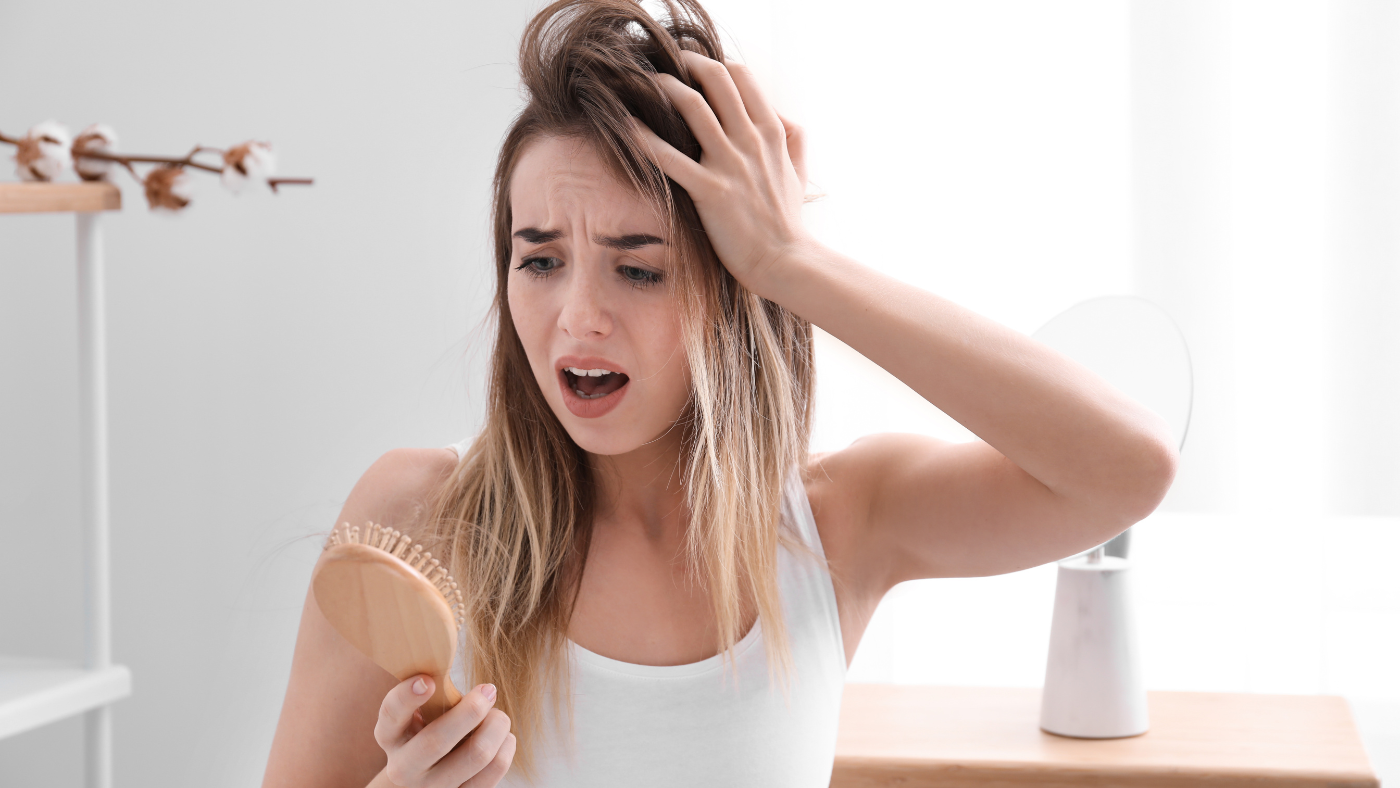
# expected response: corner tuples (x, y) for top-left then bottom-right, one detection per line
(2, 0), (1397, 785)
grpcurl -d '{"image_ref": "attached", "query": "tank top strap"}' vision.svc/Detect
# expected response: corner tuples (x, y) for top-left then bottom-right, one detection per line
(781, 466), (828, 560)
(779, 463), (847, 677)
(444, 435), (474, 459)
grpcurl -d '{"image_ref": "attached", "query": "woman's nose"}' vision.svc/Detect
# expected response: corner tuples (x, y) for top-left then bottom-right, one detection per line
(557, 265), (613, 340)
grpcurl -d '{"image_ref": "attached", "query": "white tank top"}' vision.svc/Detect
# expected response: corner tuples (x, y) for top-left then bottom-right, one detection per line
(443, 438), (847, 787)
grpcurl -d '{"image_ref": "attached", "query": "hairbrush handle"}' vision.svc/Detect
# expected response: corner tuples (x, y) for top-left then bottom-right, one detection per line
(419, 671), (463, 724)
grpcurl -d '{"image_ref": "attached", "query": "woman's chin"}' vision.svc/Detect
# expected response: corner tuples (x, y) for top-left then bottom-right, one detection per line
(552, 406), (681, 457)
(559, 420), (650, 456)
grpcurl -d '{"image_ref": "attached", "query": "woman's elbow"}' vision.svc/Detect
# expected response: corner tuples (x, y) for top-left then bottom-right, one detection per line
(1121, 430), (1180, 524)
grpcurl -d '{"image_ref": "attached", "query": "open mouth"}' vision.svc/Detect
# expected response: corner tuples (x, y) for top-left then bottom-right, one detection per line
(561, 366), (630, 400)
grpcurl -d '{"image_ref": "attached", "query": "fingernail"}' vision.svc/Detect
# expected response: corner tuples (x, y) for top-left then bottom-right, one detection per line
(481, 683), (497, 703)
(413, 678), (429, 695)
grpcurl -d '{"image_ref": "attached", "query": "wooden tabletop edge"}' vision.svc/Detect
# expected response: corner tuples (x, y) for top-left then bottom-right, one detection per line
(832, 755), (1380, 786)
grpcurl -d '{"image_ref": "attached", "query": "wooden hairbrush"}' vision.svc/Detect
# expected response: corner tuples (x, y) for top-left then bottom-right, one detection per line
(313, 521), (467, 723)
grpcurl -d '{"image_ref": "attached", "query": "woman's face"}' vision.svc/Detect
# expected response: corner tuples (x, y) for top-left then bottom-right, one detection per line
(506, 135), (690, 457)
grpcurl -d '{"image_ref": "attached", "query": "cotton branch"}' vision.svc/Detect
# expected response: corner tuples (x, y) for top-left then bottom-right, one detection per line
(1, 121), (313, 211)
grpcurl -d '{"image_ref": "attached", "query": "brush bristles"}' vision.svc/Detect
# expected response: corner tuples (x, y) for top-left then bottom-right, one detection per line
(324, 521), (466, 629)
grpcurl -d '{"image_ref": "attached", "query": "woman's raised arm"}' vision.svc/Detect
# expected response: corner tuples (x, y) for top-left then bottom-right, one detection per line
(633, 51), (1178, 590)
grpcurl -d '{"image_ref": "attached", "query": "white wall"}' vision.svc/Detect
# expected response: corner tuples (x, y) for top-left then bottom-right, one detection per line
(0, 0), (534, 784)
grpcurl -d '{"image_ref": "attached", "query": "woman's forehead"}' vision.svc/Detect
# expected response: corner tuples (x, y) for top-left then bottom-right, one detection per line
(509, 136), (662, 236)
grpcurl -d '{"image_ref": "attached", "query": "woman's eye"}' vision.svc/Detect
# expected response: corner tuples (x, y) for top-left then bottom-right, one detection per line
(619, 265), (662, 288)
(516, 256), (561, 278)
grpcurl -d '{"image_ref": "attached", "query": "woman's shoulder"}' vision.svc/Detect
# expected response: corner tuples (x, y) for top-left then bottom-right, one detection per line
(337, 446), (460, 544)
(799, 436), (931, 593)
(800, 449), (860, 570)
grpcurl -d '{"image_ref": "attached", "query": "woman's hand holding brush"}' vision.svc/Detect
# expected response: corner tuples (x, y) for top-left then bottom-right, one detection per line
(371, 677), (516, 788)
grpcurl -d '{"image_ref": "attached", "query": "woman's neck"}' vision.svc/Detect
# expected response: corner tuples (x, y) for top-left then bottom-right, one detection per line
(587, 424), (689, 543)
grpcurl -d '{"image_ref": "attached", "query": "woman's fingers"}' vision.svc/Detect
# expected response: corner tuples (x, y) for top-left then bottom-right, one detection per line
(461, 733), (516, 788)
(397, 682), (500, 771)
(677, 50), (761, 147)
(654, 72), (733, 159)
(434, 708), (513, 784)
(723, 58), (783, 139)
(638, 53), (812, 288)
(375, 675), (434, 753)
(777, 111), (808, 190)
(630, 117), (710, 195)
(375, 679), (512, 788)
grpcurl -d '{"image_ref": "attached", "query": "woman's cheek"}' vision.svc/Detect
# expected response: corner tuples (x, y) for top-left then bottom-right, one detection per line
(507, 278), (551, 388)
(653, 306), (690, 417)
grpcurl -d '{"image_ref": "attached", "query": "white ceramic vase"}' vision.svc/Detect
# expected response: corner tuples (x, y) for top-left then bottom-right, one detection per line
(1039, 553), (1148, 738)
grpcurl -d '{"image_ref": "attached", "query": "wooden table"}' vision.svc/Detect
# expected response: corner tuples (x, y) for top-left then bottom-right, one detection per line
(832, 684), (1379, 788)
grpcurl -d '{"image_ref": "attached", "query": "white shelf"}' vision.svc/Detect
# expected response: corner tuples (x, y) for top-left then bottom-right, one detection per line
(0, 656), (131, 741)
(4, 198), (126, 785)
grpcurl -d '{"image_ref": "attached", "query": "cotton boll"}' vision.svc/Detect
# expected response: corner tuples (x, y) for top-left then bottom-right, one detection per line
(14, 120), (72, 182)
(144, 165), (193, 212)
(72, 123), (119, 181)
(221, 141), (276, 193)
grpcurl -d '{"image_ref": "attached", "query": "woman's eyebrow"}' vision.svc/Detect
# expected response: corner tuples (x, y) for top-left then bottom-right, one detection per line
(512, 228), (665, 250)
(594, 233), (665, 250)
(513, 227), (563, 244)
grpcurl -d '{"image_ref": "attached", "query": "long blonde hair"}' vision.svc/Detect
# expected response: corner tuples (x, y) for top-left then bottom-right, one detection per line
(425, 0), (818, 781)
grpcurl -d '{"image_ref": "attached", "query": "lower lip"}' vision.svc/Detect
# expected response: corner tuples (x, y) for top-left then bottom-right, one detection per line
(558, 371), (630, 419)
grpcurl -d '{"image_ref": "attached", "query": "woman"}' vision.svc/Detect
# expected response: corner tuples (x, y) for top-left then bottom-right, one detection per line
(261, 1), (1178, 786)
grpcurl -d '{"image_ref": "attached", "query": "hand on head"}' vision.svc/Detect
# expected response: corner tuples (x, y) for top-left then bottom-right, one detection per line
(632, 50), (813, 295)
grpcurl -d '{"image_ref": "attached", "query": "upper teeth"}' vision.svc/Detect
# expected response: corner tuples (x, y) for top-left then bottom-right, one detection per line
(566, 367), (615, 377)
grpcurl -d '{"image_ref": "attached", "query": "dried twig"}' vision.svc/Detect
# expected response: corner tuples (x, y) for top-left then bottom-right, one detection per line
(0, 122), (313, 211)
(75, 149), (223, 174)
